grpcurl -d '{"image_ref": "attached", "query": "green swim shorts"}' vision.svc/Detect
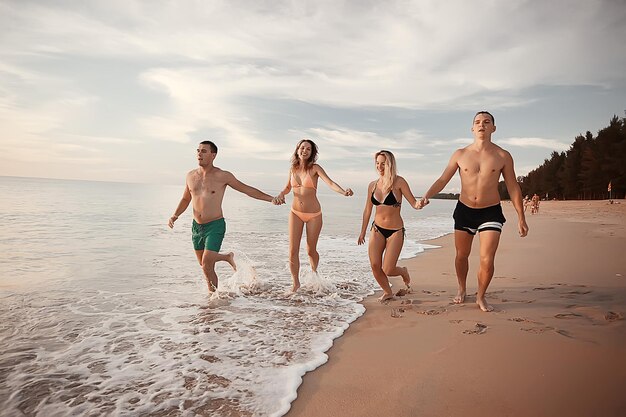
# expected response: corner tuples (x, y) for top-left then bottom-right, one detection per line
(192, 218), (226, 252)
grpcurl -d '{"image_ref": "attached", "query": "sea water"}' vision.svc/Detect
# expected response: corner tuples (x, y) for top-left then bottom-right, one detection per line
(0, 176), (454, 417)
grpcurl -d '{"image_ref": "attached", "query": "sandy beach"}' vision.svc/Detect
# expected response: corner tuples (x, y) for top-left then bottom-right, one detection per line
(287, 200), (626, 417)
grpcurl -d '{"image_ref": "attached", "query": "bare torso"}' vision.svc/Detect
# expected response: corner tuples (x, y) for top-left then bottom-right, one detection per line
(456, 144), (508, 208)
(186, 167), (229, 223)
(291, 168), (321, 213)
(372, 178), (404, 229)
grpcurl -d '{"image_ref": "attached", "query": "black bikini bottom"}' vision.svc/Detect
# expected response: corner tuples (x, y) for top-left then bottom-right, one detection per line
(371, 222), (405, 239)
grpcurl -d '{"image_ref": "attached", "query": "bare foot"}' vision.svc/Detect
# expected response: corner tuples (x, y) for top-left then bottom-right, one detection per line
(476, 297), (494, 312)
(401, 267), (411, 289)
(226, 252), (237, 271)
(453, 289), (466, 304)
(378, 292), (394, 303)
(291, 280), (301, 293)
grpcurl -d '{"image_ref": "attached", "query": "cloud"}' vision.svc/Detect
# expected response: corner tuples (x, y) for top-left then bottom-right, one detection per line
(499, 137), (570, 151)
(0, 0), (624, 184)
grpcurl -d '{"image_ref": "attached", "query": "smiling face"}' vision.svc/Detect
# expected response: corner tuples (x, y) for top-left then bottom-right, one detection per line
(297, 141), (313, 162)
(375, 154), (387, 176)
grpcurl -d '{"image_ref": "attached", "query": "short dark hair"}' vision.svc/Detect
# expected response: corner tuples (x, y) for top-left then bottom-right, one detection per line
(474, 111), (495, 125)
(199, 140), (218, 153)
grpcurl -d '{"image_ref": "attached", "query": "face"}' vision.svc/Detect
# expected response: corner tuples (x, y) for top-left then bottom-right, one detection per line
(375, 154), (387, 175)
(197, 144), (216, 166)
(297, 141), (313, 161)
(472, 113), (496, 137)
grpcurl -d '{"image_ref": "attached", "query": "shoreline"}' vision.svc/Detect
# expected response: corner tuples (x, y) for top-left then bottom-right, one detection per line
(287, 200), (626, 417)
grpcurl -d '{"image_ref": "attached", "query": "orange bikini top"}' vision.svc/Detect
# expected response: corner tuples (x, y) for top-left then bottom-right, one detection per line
(291, 170), (317, 190)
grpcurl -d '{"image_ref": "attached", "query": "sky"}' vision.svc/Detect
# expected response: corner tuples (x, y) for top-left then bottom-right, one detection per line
(1, 0), (625, 194)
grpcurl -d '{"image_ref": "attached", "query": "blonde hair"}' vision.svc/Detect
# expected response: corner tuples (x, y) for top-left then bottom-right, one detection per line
(291, 139), (318, 171)
(375, 150), (397, 193)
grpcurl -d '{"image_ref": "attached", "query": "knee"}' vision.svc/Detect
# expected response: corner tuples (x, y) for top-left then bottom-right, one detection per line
(370, 261), (383, 273)
(479, 255), (495, 269)
(201, 258), (215, 270)
(306, 247), (318, 258)
(455, 250), (470, 261)
(382, 265), (395, 276)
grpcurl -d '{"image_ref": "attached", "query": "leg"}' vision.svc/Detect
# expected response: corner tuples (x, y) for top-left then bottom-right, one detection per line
(454, 230), (474, 303)
(305, 215), (323, 273)
(195, 249), (236, 293)
(381, 230), (410, 288)
(368, 229), (393, 301)
(476, 231), (501, 312)
(288, 211), (305, 292)
(200, 250), (220, 292)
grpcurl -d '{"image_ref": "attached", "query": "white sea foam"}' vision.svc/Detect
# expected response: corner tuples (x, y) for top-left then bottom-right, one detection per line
(0, 177), (455, 416)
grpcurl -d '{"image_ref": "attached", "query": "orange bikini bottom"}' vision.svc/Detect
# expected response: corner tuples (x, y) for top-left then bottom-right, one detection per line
(291, 208), (322, 223)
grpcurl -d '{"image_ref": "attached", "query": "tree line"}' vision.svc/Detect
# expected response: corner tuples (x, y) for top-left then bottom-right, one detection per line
(502, 115), (626, 200)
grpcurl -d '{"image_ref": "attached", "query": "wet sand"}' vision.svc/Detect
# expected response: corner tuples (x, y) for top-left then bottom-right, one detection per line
(287, 200), (626, 417)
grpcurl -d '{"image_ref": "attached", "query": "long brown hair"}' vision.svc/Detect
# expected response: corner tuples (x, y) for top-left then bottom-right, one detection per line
(374, 150), (397, 194)
(291, 139), (319, 171)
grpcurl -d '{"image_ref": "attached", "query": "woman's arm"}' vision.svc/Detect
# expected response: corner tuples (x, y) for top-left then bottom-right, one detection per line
(397, 176), (421, 209)
(277, 169), (292, 203)
(358, 181), (375, 245)
(314, 164), (353, 196)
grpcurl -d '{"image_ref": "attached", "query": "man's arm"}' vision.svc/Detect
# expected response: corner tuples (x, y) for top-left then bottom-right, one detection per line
(502, 151), (528, 237)
(225, 171), (275, 203)
(418, 150), (461, 208)
(168, 181), (192, 228)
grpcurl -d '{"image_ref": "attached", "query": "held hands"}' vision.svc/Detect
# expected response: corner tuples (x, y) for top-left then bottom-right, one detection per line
(272, 194), (286, 205)
(343, 188), (354, 197)
(415, 197), (429, 209)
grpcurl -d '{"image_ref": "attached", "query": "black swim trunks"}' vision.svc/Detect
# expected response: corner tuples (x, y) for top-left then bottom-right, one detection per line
(453, 201), (506, 235)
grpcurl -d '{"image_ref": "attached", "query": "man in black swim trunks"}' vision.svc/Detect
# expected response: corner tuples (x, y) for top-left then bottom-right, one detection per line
(418, 111), (528, 311)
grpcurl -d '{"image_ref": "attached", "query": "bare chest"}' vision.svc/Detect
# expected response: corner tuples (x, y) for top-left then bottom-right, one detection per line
(458, 153), (503, 178)
(189, 175), (224, 198)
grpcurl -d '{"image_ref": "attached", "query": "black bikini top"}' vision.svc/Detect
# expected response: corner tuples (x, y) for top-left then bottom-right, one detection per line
(371, 182), (401, 207)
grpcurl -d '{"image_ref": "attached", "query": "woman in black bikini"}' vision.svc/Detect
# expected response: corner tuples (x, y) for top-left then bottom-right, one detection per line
(358, 150), (422, 302)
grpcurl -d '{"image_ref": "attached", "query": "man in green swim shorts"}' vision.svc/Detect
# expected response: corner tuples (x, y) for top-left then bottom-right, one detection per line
(168, 140), (283, 292)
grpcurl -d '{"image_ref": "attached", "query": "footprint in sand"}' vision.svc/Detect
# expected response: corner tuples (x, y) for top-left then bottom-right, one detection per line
(554, 312), (584, 319)
(395, 288), (411, 297)
(520, 326), (554, 334)
(533, 286), (555, 291)
(501, 298), (534, 304)
(463, 323), (487, 335)
(509, 317), (543, 325)
(416, 308), (447, 316)
(390, 308), (404, 318)
(562, 290), (592, 296)
(449, 319), (463, 324)
(555, 329), (573, 338)
(605, 311), (624, 322)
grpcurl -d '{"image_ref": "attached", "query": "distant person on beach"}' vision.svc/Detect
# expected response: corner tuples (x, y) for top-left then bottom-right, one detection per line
(358, 150), (422, 302)
(276, 139), (354, 292)
(523, 195), (531, 212)
(168, 140), (282, 293)
(418, 111), (528, 312)
(531, 193), (540, 214)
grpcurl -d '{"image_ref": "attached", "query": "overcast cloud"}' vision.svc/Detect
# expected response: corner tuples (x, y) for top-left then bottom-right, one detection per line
(1, 0), (625, 193)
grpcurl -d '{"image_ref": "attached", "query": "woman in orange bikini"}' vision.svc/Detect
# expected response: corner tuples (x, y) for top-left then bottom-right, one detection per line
(358, 150), (422, 302)
(277, 139), (354, 292)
